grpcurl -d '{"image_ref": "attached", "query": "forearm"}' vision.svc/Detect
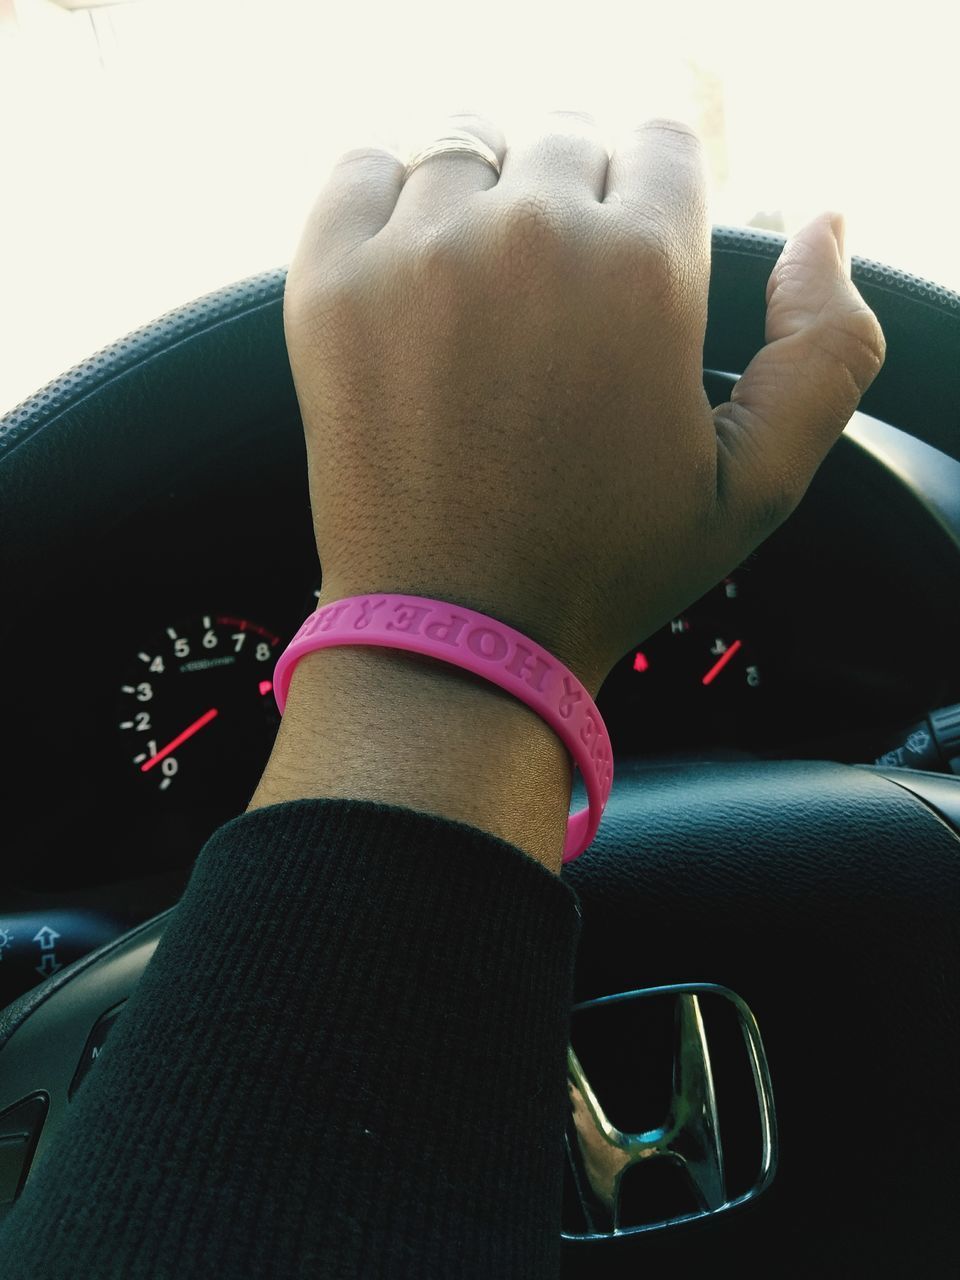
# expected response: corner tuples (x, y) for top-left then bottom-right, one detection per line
(0, 800), (580, 1279)
(249, 643), (574, 873)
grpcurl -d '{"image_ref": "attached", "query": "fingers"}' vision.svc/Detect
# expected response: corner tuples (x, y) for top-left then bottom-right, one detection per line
(294, 116), (505, 270)
(391, 114), (506, 224)
(497, 111), (609, 204)
(294, 114), (705, 277)
(713, 212), (886, 540)
(291, 146), (406, 274)
(605, 119), (708, 246)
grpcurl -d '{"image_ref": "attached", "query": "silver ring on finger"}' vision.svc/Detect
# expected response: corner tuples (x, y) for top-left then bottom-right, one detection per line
(403, 129), (501, 184)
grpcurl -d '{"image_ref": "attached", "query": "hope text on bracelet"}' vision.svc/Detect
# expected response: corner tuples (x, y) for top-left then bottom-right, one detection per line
(273, 595), (614, 862)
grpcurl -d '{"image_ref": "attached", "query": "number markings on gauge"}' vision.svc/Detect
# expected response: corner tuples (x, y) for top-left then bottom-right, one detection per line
(119, 614), (282, 796)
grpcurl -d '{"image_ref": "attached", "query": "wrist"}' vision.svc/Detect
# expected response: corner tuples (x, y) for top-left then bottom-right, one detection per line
(249, 645), (573, 873)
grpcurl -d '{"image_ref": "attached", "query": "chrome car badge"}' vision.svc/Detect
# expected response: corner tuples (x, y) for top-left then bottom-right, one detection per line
(562, 983), (777, 1237)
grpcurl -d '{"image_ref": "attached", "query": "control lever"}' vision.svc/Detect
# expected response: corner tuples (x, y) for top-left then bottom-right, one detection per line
(875, 701), (960, 775)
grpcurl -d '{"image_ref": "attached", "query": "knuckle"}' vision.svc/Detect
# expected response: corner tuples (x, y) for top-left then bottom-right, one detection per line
(409, 230), (464, 286)
(838, 303), (886, 387)
(810, 302), (886, 403)
(490, 194), (566, 267)
(375, 227), (475, 312)
(610, 218), (682, 302)
(527, 120), (607, 177)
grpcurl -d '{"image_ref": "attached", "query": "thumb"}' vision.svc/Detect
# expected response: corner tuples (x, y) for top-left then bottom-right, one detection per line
(712, 212), (886, 543)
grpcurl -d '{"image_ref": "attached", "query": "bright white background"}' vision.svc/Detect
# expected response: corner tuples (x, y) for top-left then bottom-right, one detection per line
(1, 0), (957, 413)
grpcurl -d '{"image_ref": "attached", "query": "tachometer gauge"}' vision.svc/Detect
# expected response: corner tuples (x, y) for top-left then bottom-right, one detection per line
(117, 614), (281, 804)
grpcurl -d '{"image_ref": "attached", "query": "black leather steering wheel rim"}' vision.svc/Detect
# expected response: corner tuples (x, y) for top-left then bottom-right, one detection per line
(2, 227), (959, 629)
(1, 229), (958, 1275)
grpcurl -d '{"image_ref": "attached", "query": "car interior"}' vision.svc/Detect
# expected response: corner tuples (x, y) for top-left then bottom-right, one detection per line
(1, 226), (958, 1274)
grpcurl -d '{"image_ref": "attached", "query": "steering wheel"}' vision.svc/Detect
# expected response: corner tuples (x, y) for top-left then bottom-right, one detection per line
(0, 228), (957, 1276)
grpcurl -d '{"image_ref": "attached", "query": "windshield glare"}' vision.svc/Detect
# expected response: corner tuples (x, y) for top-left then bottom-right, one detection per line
(1, 0), (955, 413)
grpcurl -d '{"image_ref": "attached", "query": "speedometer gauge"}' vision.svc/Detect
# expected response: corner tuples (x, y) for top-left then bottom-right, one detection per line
(117, 614), (280, 804)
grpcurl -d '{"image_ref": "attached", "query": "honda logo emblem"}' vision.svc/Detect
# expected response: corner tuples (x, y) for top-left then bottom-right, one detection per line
(563, 984), (777, 1237)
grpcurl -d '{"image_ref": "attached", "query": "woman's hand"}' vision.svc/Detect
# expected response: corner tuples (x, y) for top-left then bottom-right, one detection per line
(252, 111), (885, 870)
(283, 111), (885, 693)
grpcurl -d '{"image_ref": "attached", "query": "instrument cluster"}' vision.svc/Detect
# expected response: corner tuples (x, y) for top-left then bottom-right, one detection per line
(4, 419), (960, 901)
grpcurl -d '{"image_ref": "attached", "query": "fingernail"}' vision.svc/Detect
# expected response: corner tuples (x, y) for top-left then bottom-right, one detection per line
(829, 212), (851, 278)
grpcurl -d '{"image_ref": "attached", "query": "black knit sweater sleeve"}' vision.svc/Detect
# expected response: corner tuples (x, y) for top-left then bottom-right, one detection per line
(0, 799), (581, 1278)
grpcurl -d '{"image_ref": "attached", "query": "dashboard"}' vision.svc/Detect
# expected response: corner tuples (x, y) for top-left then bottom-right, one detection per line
(3, 380), (959, 950)
(600, 421), (960, 765)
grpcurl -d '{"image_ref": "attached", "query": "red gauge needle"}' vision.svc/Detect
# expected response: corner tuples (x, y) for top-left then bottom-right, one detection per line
(701, 640), (743, 687)
(141, 708), (219, 772)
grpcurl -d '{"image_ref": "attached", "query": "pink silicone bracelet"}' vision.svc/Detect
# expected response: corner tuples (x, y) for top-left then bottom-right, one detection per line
(273, 595), (613, 862)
